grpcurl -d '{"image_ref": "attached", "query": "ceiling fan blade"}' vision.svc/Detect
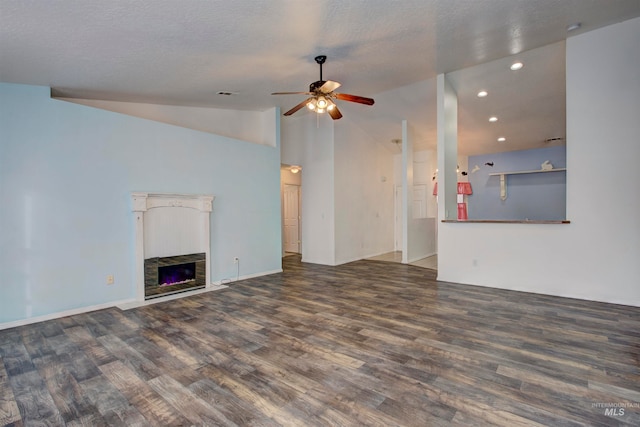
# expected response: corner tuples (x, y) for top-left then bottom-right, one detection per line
(272, 91), (313, 95)
(284, 97), (314, 116)
(335, 93), (375, 105)
(328, 105), (343, 120)
(319, 80), (341, 93)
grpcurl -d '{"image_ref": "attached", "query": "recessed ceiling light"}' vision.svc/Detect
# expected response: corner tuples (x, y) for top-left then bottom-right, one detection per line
(477, 90), (488, 98)
(510, 62), (524, 71)
(497, 137), (506, 142)
(489, 116), (498, 122)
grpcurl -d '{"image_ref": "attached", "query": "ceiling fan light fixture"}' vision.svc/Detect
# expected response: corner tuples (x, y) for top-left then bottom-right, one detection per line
(274, 56), (374, 120)
(316, 96), (328, 109)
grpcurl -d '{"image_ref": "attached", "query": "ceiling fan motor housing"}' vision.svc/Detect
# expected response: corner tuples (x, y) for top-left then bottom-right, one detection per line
(309, 80), (327, 92)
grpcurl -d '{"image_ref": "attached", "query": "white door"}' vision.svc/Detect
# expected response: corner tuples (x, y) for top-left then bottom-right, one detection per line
(394, 185), (402, 251)
(413, 185), (427, 219)
(283, 184), (300, 253)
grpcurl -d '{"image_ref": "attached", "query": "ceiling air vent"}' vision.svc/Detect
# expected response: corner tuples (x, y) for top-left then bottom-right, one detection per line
(544, 137), (564, 143)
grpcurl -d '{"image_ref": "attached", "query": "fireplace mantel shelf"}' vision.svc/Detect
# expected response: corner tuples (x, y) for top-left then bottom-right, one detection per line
(132, 192), (213, 213)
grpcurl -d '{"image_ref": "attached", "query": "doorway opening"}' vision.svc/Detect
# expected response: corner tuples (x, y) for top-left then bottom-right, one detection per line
(281, 165), (302, 258)
(366, 141), (438, 271)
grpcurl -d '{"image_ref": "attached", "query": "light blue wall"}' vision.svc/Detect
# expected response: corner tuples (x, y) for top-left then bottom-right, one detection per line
(0, 83), (282, 323)
(467, 146), (566, 220)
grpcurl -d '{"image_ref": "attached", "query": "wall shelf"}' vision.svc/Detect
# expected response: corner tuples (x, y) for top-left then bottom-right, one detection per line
(488, 168), (566, 200)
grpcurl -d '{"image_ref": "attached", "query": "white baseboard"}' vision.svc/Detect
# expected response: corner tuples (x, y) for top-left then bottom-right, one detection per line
(326, 250), (398, 267)
(361, 249), (396, 260)
(216, 268), (283, 285)
(0, 268), (285, 329)
(0, 298), (136, 331)
(406, 251), (437, 264)
(301, 256), (335, 266)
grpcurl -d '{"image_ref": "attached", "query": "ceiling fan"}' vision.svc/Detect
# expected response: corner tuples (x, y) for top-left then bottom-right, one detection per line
(272, 55), (375, 120)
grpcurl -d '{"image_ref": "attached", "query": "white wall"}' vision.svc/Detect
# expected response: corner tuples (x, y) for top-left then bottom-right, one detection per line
(437, 74), (459, 221)
(0, 83), (283, 325)
(58, 98), (279, 147)
(281, 115), (336, 265)
(280, 116), (307, 167)
(334, 119), (395, 264)
(438, 17), (640, 306)
(281, 112), (395, 265)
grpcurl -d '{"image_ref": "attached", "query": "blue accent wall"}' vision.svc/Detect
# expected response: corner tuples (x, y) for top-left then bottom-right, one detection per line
(467, 146), (566, 220)
(0, 83), (282, 323)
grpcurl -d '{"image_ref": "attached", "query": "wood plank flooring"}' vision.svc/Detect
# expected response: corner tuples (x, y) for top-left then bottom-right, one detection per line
(1, 255), (639, 426)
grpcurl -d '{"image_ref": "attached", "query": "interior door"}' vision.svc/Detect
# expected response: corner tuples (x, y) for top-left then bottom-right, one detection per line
(283, 184), (300, 253)
(413, 185), (427, 219)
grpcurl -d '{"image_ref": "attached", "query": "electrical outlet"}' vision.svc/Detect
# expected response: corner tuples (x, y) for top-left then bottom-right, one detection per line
(106, 275), (114, 285)
(233, 257), (239, 263)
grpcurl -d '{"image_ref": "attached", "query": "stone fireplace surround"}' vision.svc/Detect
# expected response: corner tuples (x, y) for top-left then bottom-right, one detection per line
(132, 192), (216, 302)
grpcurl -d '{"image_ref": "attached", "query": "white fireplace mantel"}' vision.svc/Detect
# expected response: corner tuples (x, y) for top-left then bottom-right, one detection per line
(132, 192), (213, 213)
(132, 192), (215, 301)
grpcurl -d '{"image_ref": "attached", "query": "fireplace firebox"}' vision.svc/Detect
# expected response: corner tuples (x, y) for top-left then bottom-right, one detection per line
(158, 263), (195, 287)
(144, 253), (206, 299)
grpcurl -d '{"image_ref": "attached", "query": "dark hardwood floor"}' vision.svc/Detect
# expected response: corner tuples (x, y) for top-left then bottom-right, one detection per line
(1, 255), (639, 426)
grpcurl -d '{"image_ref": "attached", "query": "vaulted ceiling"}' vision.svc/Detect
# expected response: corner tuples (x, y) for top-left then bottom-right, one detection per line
(2, 0), (639, 154)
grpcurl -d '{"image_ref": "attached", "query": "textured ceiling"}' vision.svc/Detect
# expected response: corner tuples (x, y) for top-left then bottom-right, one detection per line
(1, 0), (639, 154)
